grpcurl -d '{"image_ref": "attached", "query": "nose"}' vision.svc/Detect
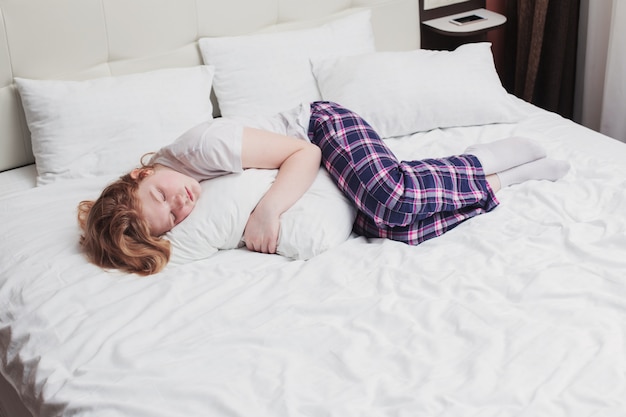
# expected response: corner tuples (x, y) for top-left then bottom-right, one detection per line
(171, 193), (186, 211)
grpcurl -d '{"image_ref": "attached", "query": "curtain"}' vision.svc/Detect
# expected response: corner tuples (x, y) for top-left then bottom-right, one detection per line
(599, 0), (626, 143)
(576, 0), (626, 143)
(502, 0), (580, 119)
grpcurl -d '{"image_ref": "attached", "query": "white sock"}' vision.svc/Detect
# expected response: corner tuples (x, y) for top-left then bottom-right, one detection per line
(497, 158), (570, 188)
(465, 137), (547, 175)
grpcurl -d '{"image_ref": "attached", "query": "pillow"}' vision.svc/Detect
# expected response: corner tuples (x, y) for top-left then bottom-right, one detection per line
(15, 66), (215, 186)
(165, 168), (357, 265)
(311, 42), (522, 138)
(198, 10), (375, 118)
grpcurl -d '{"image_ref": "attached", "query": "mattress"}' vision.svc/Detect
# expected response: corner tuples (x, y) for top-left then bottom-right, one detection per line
(1, 98), (626, 416)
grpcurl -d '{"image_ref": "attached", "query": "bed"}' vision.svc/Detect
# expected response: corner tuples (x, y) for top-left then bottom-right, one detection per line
(2, 1), (626, 416)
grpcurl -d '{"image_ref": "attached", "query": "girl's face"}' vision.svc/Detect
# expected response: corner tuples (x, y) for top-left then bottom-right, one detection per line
(133, 166), (202, 236)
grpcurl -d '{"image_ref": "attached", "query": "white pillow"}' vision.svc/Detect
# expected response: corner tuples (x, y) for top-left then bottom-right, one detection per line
(15, 66), (215, 186)
(311, 43), (522, 138)
(165, 168), (356, 265)
(198, 10), (375, 118)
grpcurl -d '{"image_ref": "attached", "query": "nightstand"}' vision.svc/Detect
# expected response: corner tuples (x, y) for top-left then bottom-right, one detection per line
(420, 6), (506, 50)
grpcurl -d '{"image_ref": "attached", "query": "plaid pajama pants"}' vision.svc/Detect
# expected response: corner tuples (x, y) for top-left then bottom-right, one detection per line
(307, 101), (500, 245)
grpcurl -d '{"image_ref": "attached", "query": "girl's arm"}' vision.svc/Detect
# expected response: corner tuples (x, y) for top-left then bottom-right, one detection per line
(240, 127), (322, 254)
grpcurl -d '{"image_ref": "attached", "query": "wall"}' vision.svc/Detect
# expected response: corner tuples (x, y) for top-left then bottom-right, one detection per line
(423, 0), (467, 9)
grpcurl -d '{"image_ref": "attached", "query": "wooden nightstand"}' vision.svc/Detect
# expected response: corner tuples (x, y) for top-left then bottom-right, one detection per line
(420, 1), (506, 50)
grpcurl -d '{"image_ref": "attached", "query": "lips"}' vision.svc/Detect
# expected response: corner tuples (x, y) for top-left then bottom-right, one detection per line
(185, 186), (193, 202)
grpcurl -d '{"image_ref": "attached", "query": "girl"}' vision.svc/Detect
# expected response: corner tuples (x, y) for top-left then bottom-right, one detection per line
(78, 102), (569, 275)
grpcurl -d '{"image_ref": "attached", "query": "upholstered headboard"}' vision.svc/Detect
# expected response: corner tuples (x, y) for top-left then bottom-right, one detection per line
(0, 0), (420, 173)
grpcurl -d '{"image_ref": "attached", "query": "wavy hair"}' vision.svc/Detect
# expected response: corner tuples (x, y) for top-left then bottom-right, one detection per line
(77, 167), (170, 276)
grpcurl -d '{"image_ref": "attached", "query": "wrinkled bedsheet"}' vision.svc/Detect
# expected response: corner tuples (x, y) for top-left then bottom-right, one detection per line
(2, 100), (626, 417)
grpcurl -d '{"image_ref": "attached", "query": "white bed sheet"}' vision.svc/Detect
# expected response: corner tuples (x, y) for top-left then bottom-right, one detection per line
(0, 165), (37, 198)
(1, 99), (626, 417)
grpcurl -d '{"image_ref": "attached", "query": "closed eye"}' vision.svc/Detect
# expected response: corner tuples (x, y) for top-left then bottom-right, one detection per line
(157, 189), (175, 226)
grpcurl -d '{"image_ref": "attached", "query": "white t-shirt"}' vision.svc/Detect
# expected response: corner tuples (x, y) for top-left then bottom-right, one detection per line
(150, 103), (311, 181)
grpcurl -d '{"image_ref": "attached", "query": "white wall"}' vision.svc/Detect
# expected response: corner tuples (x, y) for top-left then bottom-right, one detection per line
(423, 0), (468, 10)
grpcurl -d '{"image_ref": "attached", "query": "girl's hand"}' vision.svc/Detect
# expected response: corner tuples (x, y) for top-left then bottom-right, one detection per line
(243, 206), (280, 254)
(238, 127), (321, 255)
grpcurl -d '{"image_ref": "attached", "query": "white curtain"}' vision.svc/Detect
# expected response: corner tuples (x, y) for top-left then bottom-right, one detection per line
(600, 0), (626, 142)
(576, 0), (626, 143)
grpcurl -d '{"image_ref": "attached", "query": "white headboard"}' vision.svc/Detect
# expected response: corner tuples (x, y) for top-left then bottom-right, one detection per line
(0, 0), (420, 173)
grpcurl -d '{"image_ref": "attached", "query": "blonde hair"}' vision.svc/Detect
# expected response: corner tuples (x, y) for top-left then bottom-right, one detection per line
(77, 168), (170, 276)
